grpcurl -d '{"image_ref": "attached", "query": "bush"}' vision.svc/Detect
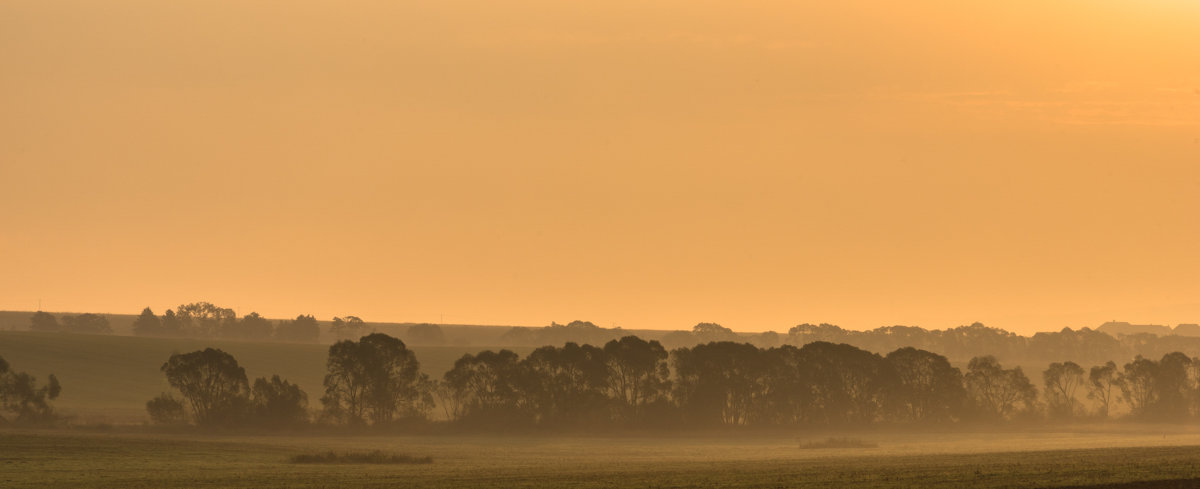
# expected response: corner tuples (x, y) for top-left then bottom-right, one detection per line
(146, 393), (187, 425)
(798, 437), (878, 449)
(288, 450), (432, 464)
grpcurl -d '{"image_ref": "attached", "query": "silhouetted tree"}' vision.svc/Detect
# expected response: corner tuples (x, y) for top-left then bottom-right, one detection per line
(145, 393), (187, 425)
(405, 323), (446, 345)
(521, 343), (609, 426)
(603, 336), (670, 421)
(1087, 361), (1120, 418)
(132, 307), (164, 336)
(885, 347), (965, 423)
(692, 323), (738, 343)
(29, 311), (59, 332)
(251, 375), (308, 427)
(275, 314), (320, 343)
(1043, 361), (1085, 419)
(322, 333), (428, 425)
(160, 309), (183, 337)
(225, 312), (274, 340)
(797, 341), (894, 425)
(331, 316), (368, 341)
(1120, 355), (1157, 418)
(672, 342), (766, 426)
(60, 313), (112, 334)
(175, 302), (236, 337)
(441, 349), (527, 425)
(161, 348), (250, 426)
(964, 356), (1037, 420)
(0, 355), (61, 425)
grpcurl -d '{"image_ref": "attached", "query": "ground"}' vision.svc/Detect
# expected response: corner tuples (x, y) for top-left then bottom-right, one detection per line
(6, 429), (1200, 488)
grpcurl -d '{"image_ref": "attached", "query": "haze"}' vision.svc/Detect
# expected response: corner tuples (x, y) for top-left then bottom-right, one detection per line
(2, 0), (1198, 333)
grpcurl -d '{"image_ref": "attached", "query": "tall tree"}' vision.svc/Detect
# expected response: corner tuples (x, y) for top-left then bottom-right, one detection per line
(160, 348), (250, 425)
(1087, 361), (1120, 418)
(29, 311), (59, 332)
(275, 314), (320, 343)
(131, 307), (164, 336)
(964, 356), (1037, 420)
(175, 302), (236, 337)
(886, 347), (965, 423)
(603, 336), (670, 421)
(251, 375), (309, 427)
(322, 333), (428, 425)
(1043, 361), (1085, 419)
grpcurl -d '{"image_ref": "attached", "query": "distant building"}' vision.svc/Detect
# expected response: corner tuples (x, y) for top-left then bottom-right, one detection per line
(1096, 321), (1173, 337)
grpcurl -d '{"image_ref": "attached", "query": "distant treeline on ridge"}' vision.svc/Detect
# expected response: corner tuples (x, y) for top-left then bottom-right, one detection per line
(13, 303), (1200, 366)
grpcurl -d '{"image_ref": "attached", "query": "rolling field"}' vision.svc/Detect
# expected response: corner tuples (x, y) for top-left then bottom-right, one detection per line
(6, 430), (1200, 488)
(0, 331), (531, 423)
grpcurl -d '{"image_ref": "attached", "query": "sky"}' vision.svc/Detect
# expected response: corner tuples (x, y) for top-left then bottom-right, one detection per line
(2, 1), (1198, 334)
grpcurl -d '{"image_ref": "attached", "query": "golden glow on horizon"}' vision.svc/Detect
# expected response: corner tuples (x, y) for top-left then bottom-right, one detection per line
(1, 1), (1197, 333)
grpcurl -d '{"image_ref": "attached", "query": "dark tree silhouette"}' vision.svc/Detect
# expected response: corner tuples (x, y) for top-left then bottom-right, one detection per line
(175, 302), (236, 337)
(0, 355), (61, 425)
(251, 375), (308, 427)
(797, 341), (894, 425)
(1120, 355), (1158, 418)
(965, 356), (1037, 420)
(132, 307), (164, 336)
(226, 312), (274, 340)
(161, 348), (250, 425)
(29, 311), (59, 332)
(405, 323), (446, 345)
(275, 314), (320, 343)
(146, 393), (187, 425)
(603, 336), (670, 421)
(1087, 361), (1120, 418)
(521, 342), (609, 426)
(330, 316), (368, 341)
(439, 349), (526, 424)
(672, 342), (766, 426)
(322, 333), (428, 425)
(60, 313), (112, 334)
(1043, 361), (1085, 419)
(886, 347), (965, 423)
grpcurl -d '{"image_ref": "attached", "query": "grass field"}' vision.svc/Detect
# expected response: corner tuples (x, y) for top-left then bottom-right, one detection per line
(0, 331), (531, 424)
(6, 429), (1200, 488)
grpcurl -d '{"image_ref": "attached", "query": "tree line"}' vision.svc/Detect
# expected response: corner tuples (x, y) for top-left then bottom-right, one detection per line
(24, 307), (1200, 367)
(146, 333), (1200, 431)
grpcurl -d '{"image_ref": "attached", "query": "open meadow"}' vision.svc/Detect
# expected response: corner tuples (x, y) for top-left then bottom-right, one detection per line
(6, 429), (1200, 488)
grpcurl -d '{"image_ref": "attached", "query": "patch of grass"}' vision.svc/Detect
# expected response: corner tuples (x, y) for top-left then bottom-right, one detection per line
(798, 436), (878, 449)
(289, 450), (433, 464)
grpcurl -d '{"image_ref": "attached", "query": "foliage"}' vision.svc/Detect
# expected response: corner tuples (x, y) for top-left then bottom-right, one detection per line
(964, 356), (1037, 420)
(161, 348), (250, 426)
(145, 393), (187, 425)
(0, 354), (61, 425)
(322, 333), (430, 425)
(251, 375), (309, 427)
(276, 314), (320, 343)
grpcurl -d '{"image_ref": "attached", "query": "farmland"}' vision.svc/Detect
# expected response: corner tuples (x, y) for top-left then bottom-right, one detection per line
(6, 429), (1200, 488)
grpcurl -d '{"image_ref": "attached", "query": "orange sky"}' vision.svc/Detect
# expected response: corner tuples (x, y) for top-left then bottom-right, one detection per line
(2, 1), (1198, 334)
